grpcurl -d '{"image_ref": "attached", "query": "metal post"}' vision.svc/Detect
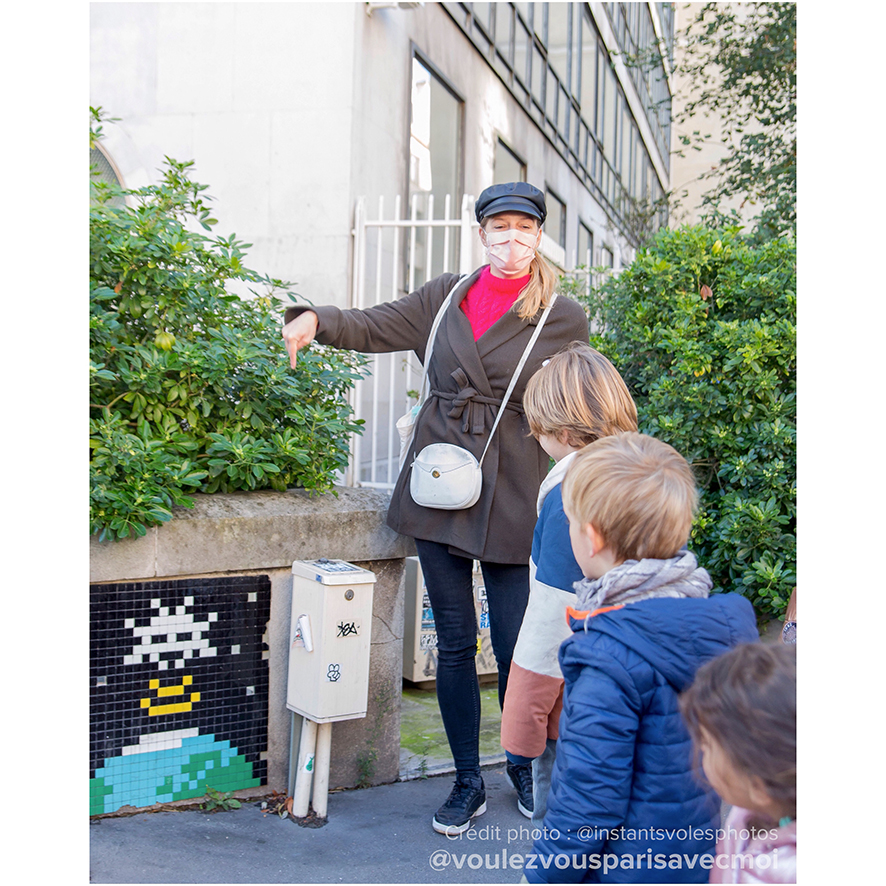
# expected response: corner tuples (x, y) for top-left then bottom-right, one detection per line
(369, 196), (384, 485)
(347, 197), (367, 488)
(386, 195), (401, 484)
(460, 194), (475, 275)
(426, 194), (435, 284)
(442, 193), (451, 270)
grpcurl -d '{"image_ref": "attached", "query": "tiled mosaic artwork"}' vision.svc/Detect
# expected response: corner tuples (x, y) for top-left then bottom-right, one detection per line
(90, 576), (271, 815)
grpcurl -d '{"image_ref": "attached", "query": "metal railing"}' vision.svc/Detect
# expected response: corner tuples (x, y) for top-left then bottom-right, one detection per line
(346, 193), (479, 489)
(345, 193), (581, 490)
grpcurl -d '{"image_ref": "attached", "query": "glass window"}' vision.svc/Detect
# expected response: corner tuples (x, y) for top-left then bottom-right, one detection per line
(545, 188), (566, 248)
(580, 14), (597, 133)
(633, 129), (645, 199)
(409, 56), (463, 279)
(441, 0), (674, 243)
(547, 1), (570, 89)
(595, 49), (606, 142)
(499, 3), (514, 65)
(494, 139), (526, 184)
(533, 1), (546, 42)
(619, 99), (631, 181)
(471, 2), (492, 36)
(601, 245), (614, 268)
(531, 44), (545, 105)
(514, 19), (530, 86)
(546, 67), (557, 123)
(514, 2), (531, 26)
(558, 84), (569, 139)
(603, 62), (618, 163)
(577, 222), (593, 270)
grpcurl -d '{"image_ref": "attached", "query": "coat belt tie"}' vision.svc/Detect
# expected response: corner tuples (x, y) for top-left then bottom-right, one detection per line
(431, 368), (523, 435)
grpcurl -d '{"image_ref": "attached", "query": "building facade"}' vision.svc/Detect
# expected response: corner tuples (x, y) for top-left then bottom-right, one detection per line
(91, 2), (675, 485)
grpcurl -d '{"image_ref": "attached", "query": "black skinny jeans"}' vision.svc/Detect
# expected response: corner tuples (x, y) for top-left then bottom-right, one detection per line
(414, 538), (530, 778)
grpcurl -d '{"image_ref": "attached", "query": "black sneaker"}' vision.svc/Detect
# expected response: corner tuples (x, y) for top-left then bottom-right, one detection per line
(507, 761), (534, 819)
(432, 776), (487, 835)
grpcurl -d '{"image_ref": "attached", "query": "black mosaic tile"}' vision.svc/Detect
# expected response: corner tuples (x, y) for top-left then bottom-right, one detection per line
(89, 576), (271, 814)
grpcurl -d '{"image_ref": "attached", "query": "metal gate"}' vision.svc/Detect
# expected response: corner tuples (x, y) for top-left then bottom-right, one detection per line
(344, 193), (573, 489)
(345, 193), (481, 489)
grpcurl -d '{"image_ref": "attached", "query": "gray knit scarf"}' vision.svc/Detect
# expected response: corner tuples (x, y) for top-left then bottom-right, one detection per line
(573, 550), (712, 615)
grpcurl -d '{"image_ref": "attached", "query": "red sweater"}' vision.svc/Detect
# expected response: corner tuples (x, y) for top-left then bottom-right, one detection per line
(460, 266), (530, 340)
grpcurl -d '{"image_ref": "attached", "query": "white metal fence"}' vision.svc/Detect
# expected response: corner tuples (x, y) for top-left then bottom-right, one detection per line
(344, 193), (587, 490)
(345, 193), (481, 489)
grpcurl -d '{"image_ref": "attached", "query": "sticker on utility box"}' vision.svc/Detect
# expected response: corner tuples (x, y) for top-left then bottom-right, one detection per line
(326, 664), (342, 682)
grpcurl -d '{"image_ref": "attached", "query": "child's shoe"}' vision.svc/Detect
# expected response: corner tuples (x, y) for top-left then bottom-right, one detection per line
(507, 761), (534, 818)
(432, 774), (487, 835)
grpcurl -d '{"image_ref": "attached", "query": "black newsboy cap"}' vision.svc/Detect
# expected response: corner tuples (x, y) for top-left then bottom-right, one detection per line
(475, 182), (547, 224)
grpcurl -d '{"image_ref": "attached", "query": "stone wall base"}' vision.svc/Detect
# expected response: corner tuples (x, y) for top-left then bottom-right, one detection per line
(90, 488), (415, 808)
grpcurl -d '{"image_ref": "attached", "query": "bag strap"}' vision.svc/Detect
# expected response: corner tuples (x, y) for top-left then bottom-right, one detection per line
(478, 293), (558, 466)
(417, 281), (558, 465)
(416, 275), (467, 407)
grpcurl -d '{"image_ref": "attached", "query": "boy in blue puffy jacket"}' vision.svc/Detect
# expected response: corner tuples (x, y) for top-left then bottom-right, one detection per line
(523, 433), (758, 884)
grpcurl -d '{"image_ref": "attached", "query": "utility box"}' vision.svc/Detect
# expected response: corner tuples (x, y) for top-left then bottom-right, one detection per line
(287, 558), (377, 723)
(403, 556), (497, 684)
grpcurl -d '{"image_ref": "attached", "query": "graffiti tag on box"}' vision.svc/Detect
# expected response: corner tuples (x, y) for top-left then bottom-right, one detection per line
(336, 621), (360, 638)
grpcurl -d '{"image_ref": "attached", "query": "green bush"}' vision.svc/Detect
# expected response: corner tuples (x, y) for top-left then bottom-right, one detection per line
(570, 226), (795, 620)
(90, 110), (366, 541)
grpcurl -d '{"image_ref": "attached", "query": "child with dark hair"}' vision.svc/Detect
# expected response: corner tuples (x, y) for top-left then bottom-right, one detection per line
(679, 643), (796, 884)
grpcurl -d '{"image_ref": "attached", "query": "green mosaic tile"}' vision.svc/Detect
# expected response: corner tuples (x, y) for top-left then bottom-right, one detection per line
(166, 758), (257, 803)
(179, 750), (225, 778)
(90, 776), (113, 816)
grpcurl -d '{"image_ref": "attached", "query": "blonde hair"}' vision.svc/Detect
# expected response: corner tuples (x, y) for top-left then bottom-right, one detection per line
(561, 432), (699, 562)
(481, 215), (557, 319)
(523, 342), (638, 448)
(515, 250), (558, 320)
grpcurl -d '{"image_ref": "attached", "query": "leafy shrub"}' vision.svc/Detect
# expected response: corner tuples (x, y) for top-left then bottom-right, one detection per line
(90, 110), (366, 541)
(569, 226), (795, 620)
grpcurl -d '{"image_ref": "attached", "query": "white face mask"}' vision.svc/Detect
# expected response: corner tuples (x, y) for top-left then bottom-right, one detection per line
(484, 228), (540, 276)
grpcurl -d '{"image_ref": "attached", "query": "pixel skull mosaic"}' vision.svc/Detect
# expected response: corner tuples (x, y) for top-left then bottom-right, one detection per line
(90, 576), (271, 815)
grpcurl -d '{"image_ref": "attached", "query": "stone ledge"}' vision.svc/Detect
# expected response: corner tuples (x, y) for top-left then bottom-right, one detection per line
(90, 486), (416, 583)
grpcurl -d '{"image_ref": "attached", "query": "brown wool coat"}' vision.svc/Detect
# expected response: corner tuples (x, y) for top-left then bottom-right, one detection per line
(284, 267), (589, 564)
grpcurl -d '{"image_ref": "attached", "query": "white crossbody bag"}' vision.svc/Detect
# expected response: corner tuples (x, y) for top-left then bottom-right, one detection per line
(401, 286), (558, 510)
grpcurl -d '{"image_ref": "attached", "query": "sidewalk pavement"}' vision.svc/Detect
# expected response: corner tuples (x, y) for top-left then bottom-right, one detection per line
(89, 763), (538, 884)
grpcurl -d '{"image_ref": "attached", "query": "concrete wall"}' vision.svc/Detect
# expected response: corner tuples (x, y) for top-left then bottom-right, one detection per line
(90, 487), (416, 798)
(90, 2), (360, 306)
(668, 2), (758, 230)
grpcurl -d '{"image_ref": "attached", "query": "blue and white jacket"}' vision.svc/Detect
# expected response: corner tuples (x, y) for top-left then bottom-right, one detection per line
(525, 590), (758, 883)
(501, 453), (585, 758)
